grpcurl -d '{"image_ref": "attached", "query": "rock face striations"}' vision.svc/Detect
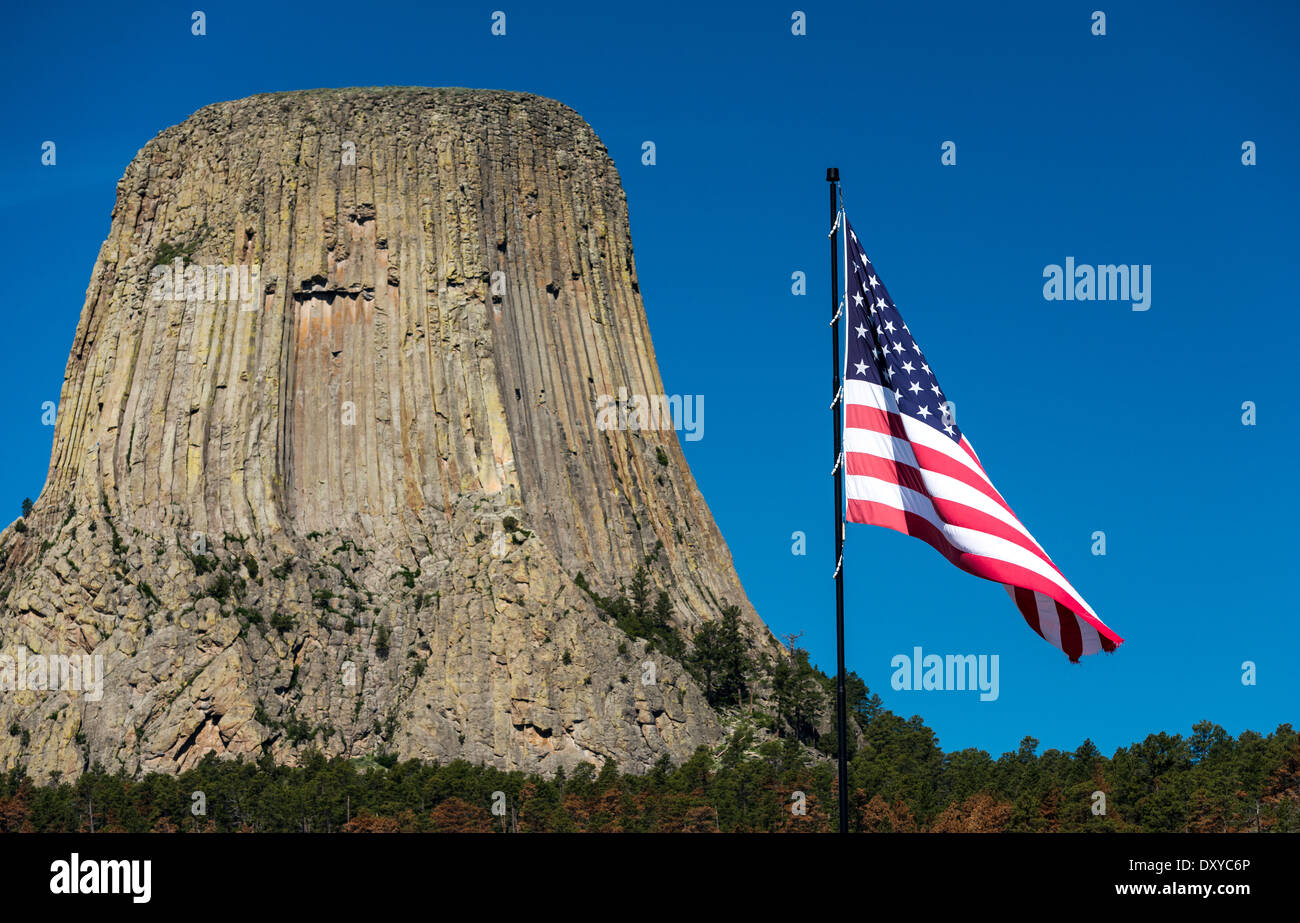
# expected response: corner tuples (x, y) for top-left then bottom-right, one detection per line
(0, 88), (777, 782)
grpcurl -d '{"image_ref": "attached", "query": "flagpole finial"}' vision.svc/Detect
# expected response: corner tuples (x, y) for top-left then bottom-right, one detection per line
(826, 167), (839, 183)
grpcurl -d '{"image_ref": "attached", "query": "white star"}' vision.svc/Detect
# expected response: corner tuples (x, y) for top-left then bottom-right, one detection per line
(854, 360), (868, 376)
(853, 292), (864, 306)
(908, 380), (923, 395)
(916, 405), (932, 419)
(901, 361), (915, 374)
(921, 363), (931, 375)
(912, 341), (923, 354)
(868, 274), (880, 288)
(883, 320), (896, 334)
(943, 423), (956, 436)
(930, 383), (942, 397)
(892, 342), (905, 354)
(856, 323), (867, 338)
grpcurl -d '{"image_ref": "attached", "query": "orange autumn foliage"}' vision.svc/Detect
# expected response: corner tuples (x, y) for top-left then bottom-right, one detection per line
(928, 792), (1014, 833)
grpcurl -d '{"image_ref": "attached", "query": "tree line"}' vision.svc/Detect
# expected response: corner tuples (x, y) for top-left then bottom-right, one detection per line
(1, 557), (1294, 832)
(1, 715), (1294, 832)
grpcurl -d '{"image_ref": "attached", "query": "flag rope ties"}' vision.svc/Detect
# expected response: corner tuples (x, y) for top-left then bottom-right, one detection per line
(829, 297), (843, 325)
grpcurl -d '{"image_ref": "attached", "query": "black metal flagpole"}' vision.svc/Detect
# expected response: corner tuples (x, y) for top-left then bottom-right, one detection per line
(827, 166), (849, 833)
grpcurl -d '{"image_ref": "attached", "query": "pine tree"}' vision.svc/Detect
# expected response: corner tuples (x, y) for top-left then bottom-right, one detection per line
(629, 566), (650, 626)
(652, 590), (672, 632)
(430, 797), (493, 833)
(769, 647), (822, 743)
(686, 605), (750, 708)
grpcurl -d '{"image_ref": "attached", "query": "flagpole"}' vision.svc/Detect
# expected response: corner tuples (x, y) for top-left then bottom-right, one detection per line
(827, 166), (849, 834)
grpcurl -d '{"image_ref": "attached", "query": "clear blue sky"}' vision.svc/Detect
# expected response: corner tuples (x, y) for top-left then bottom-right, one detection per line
(3, 1), (1296, 759)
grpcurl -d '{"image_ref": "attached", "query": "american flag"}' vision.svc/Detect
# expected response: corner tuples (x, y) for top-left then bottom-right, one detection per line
(839, 215), (1123, 661)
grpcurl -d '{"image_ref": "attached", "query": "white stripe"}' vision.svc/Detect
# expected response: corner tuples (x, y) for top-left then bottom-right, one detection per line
(1035, 593), (1063, 651)
(843, 427), (1048, 557)
(1076, 619), (1103, 656)
(845, 379), (1003, 501)
(847, 473), (1099, 620)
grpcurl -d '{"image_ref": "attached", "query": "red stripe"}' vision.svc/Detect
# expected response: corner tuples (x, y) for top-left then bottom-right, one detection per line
(846, 404), (1015, 517)
(845, 452), (1056, 570)
(846, 401), (908, 439)
(1055, 599), (1084, 663)
(847, 498), (1124, 647)
(1013, 586), (1044, 639)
